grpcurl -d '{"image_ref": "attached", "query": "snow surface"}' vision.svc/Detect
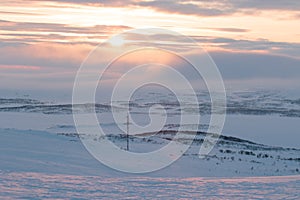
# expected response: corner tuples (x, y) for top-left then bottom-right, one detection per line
(0, 172), (299, 199)
(1, 128), (299, 177)
(0, 128), (299, 198)
(0, 90), (299, 198)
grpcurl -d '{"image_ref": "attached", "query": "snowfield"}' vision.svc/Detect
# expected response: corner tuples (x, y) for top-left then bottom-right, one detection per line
(0, 90), (300, 198)
(0, 127), (299, 198)
(1, 128), (299, 177)
(1, 172), (299, 199)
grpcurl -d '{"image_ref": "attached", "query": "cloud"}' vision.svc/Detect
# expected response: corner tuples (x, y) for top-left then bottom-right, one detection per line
(45, 0), (300, 16)
(1, 44), (300, 91)
(205, 27), (250, 33)
(0, 10), (43, 16)
(0, 19), (132, 45)
(0, 20), (131, 35)
(120, 32), (300, 58)
(2, 30), (299, 73)
(106, 50), (300, 90)
(230, 0), (300, 11)
(0, 20), (130, 34)
(209, 38), (300, 58)
(137, 0), (231, 16)
(210, 51), (300, 80)
(137, 0), (300, 17)
(1, 27), (299, 74)
(0, 42), (91, 69)
(0, 65), (41, 71)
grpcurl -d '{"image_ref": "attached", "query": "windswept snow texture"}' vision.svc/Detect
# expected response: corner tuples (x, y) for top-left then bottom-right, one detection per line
(0, 90), (300, 117)
(0, 172), (299, 199)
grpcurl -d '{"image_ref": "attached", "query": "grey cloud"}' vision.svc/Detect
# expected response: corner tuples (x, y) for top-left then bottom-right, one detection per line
(0, 41), (28, 48)
(27, 0), (300, 17)
(0, 19), (131, 46)
(210, 51), (300, 79)
(140, 0), (300, 14)
(122, 32), (300, 58)
(0, 20), (131, 35)
(65, 0), (300, 16)
(188, 36), (300, 58)
(137, 0), (231, 16)
(230, 0), (300, 11)
(101, 50), (300, 90)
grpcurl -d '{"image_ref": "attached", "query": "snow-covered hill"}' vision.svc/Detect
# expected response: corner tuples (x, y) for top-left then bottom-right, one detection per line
(1, 128), (299, 177)
(1, 90), (299, 198)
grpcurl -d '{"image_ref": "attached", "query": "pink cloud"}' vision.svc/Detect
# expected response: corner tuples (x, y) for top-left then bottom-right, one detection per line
(0, 65), (41, 70)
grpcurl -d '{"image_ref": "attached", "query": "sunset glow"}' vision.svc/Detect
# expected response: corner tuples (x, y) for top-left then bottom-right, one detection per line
(0, 0), (299, 90)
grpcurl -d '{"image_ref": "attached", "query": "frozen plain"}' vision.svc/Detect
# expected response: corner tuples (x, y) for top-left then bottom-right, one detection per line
(0, 90), (299, 199)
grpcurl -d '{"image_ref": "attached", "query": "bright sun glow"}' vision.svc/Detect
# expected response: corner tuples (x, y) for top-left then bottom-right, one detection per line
(109, 36), (125, 47)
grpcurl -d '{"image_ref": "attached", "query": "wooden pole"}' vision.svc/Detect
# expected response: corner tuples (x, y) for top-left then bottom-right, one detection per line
(126, 112), (129, 151)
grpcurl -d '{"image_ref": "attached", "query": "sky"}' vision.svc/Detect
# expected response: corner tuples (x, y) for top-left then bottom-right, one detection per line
(0, 0), (300, 95)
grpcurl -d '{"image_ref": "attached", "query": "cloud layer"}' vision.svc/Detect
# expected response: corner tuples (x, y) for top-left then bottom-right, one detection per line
(42, 0), (300, 16)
